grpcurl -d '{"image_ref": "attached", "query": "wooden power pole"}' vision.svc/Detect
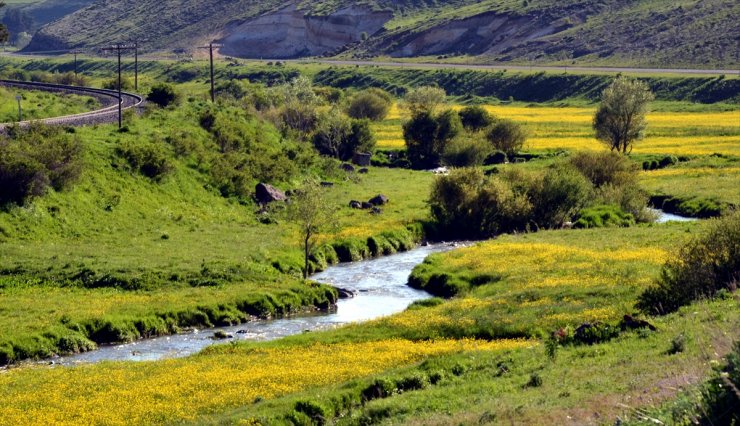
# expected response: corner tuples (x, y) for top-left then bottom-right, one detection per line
(102, 43), (136, 128)
(198, 42), (223, 102)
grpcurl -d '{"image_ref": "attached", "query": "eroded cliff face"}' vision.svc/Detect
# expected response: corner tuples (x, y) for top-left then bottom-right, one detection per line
(220, 5), (392, 59)
(386, 12), (559, 57)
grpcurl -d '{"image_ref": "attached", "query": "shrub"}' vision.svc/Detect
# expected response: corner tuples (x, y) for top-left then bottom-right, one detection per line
(146, 83), (179, 107)
(404, 86), (446, 115)
(441, 134), (491, 167)
(485, 119), (526, 155)
(294, 400), (329, 425)
(569, 151), (638, 188)
(215, 80), (248, 100)
(458, 105), (494, 131)
(361, 378), (396, 402)
(574, 205), (635, 228)
(530, 165), (592, 229)
(347, 90), (391, 121)
(637, 211), (739, 315)
(0, 124), (83, 205)
(102, 77), (133, 91)
(116, 140), (173, 180)
(403, 109), (462, 169)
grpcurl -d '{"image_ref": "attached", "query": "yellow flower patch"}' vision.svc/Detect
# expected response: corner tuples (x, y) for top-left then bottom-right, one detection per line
(0, 339), (528, 425)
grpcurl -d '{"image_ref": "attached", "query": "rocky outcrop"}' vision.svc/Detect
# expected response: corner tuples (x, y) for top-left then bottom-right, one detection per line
(221, 4), (392, 59)
(255, 183), (287, 204)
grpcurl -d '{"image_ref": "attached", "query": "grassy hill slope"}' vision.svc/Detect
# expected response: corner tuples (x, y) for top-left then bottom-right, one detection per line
(24, 0), (740, 68)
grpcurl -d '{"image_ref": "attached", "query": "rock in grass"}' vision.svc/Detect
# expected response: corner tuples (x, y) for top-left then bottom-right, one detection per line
(340, 163), (356, 172)
(349, 200), (362, 209)
(369, 194), (389, 206)
(255, 183), (287, 204)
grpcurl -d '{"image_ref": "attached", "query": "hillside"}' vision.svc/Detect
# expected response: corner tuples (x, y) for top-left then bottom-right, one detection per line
(24, 0), (740, 68)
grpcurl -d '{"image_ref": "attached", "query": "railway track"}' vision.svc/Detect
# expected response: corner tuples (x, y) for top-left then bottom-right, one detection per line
(0, 79), (144, 130)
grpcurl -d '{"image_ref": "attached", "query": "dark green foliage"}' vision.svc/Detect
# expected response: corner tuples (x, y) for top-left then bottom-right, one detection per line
(638, 212), (739, 315)
(484, 119), (526, 155)
(458, 105), (494, 131)
(574, 205), (635, 228)
(667, 334), (686, 355)
(697, 341), (740, 424)
(294, 400), (329, 425)
(0, 124), (83, 205)
(650, 194), (725, 218)
(593, 77), (654, 153)
(525, 373), (542, 388)
(347, 89), (392, 121)
(403, 109), (462, 169)
(361, 378), (396, 402)
(396, 373), (429, 392)
(146, 83), (179, 107)
(116, 140), (173, 180)
(102, 76), (133, 91)
(441, 135), (491, 167)
(313, 116), (375, 161)
(215, 79), (248, 100)
(316, 68), (740, 104)
(569, 151), (638, 188)
(530, 165), (592, 229)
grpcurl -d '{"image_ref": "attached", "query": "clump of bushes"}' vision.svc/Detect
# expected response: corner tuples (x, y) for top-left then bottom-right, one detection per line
(116, 140), (173, 180)
(312, 111), (375, 161)
(0, 124), (83, 205)
(458, 105), (494, 131)
(484, 118), (527, 156)
(430, 165), (591, 238)
(146, 83), (179, 108)
(403, 109), (462, 169)
(638, 211), (739, 315)
(347, 88), (392, 121)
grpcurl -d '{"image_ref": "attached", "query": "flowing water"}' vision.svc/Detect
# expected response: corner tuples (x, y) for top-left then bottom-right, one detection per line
(54, 243), (459, 366)
(649, 208), (699, 223)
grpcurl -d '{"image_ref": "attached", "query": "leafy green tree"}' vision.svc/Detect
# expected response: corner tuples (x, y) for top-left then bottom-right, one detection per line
(147, 83), (179, 107)
(403, 109), (462, 169)
(593, 76), (655, 154)
(312, 109), (352, 159)
(284, 179), (338, 279)
(347, 89), (391, 121)
(403, 86), (446, 116)
(459, 105), (494, 131)
(485, 119), (527, 156)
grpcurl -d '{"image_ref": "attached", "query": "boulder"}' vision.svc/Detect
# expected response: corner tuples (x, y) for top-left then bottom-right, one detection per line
(352, 152), (372, 166)
(335, 287), (356, 299)
(320, 181), (334, 187)
(361, 201), (373, 209)
(621, 314), (657, 331)
(358, 168), (369, 174)
(369, 194), (389, 206)
(370, 206), (382, 215)
(255, 183), (287, 204)
(340, 163), (356, 172)
(349, 200), (362, 209)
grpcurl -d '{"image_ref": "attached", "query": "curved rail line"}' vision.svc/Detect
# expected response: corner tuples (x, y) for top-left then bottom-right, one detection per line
(0, 79), (143, 130)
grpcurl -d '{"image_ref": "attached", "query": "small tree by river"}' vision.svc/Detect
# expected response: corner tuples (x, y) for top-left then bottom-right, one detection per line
(593, 76), (654, 154)
(284, 179), (338, 279)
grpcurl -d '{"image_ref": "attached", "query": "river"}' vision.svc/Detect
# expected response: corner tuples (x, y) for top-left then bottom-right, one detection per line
(54, 243), (458, 365)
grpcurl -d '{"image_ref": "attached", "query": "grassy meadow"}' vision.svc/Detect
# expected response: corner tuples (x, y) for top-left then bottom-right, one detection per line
(0, 57), (738, 425)
(0, 87), (98, 122)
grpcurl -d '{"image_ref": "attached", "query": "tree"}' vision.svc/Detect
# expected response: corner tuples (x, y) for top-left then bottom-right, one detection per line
(403, 86), (446, 116)
(0, 3), (11, 44)
(485, 119), (526, 155)
(312, 109), (352, 159)
(147, 83), (179, 107)
(403, 109), (462, 169)
(459, 105), (494, 131)
(347, 89), (391, 121)
(593, 76), (654, 154)
(284, 179), (338, 279)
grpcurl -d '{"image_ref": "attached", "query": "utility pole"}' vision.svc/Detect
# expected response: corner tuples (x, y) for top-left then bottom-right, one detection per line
(198, 42), (223, 102)
(102, 43), (136, 129)
(15, 95), (22, 122)
(73, 50), (79, 77)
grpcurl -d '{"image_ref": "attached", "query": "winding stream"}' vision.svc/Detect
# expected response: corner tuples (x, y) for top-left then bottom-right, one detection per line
(54, 243), (458, 366)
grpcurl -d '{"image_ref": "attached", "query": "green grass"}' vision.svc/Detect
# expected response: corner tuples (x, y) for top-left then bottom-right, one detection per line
(0, 87), (97, 122)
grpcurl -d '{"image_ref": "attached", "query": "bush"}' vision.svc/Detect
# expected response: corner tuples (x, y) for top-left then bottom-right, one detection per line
(404, 86), (446, 115)
(458, 105), (494, 131)
(347, 89), (391, 121)
(102, 77), (133, 91)
(313, 112), (375, 161)
(569, 151), (638, 188)
(530, 165), (592, 229)
(116, 140), (173, 180)
(637, 211), (739, 315)
(485, 119), (526, 155)
(0, 124), (83, 205)
(574, 205), (635, 228)
(441, 134), (491, 167)
(215, 80), (248, 100)
(403, 109), (462, 169)
(146, 83), (179, 107)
